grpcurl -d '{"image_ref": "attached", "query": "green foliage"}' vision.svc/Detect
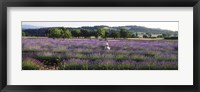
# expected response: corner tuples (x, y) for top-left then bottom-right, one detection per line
(164, 37), (178, 40)
(58, 62), (88, 70)
(105, 29), (109, 40)
(110, 31), (120, 39)
(71, 29), (81, 37)
(155, 56), (177, 62)
(22, 60), (41, 70)
(58, 62), (136, 70)
(23, 25), (177, 38)
(143, 34), (148, 38)
(120, 28), (131, 38)
(48, 28), (62, 38)
(146, 33), (151, 38)
(61, 29), (72, 38)
(33, 55), (62, 66)
(24, 27), (175, 39)
(157, 34), (163, 38)
(48, 28), (72, 39)
(136, 32), (138, 37)
(162, 33), (170, 38)
(97, 28), (108, 39)
(131, 33), (139, 38)
(130, 56), (146, 62)
(144, 51), (160, 57)
(81, 29), (91, 38)
(22, 32), (26, 36)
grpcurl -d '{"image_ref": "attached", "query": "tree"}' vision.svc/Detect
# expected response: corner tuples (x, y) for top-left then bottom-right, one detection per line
(22, 32), (26, 36)
(110, 31), (120, 39)
(96, 28), (107, 39)
(146, 33), (152, 38)
(120, 29), (131, 38)
(126, 31), (132, 38)
(95, 30), (99, 38)
(136, 32), (139, 38)
(104, 29), (109, 40)
(90, 30), (97, 37)
(81, 29), (90, 38)
(48, 28), (62, 39)
(143, 34), (148, 38)
(162, 33), (170, 38)
(61, 29), (72, 38)
(157, 35), (163, 38)
(131, 33), (137, 38)
(71, 29), (81, 37)
(132, 33), (140, 38)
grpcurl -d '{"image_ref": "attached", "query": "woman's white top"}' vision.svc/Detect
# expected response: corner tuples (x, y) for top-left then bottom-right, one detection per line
(105, 42), (109, 46)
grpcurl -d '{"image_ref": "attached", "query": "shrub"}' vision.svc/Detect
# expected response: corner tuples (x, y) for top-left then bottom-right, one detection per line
(22, 60), (42, 70)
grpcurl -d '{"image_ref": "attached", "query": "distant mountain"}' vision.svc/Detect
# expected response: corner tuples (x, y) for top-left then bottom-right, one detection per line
(119, 25), (176, 34)
(22, 25), (44, 29)
(79, 25), (177, 34)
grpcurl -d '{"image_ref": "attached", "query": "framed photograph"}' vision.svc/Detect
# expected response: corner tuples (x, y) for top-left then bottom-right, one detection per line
(0, 0), (199, 92)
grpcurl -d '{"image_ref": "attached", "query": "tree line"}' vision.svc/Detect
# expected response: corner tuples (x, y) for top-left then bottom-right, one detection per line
(22, 27), (175, 39)
(26, 28), (137, 39)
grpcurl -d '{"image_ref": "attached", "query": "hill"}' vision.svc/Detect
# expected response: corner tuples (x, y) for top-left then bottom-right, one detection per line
(22, 25), (44, 29)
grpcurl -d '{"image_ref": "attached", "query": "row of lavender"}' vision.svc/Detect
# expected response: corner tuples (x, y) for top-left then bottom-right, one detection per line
(22, 38), (178, 70)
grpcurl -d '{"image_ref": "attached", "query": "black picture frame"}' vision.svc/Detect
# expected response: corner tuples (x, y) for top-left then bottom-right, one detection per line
(0, 0), (199, 92)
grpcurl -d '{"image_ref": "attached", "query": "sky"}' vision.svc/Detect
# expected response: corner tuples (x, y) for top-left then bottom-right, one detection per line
(22, 21), (179, 31)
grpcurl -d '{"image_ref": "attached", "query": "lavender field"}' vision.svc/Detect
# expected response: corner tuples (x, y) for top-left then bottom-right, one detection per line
(22, 38), (178, 70)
